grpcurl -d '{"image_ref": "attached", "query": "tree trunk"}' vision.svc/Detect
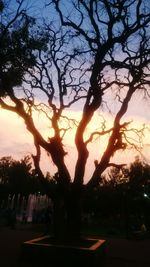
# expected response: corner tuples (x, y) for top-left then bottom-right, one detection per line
(53, 194), (67, 242)
(66, 188), (81, 240)
(52, 185), (82, 242)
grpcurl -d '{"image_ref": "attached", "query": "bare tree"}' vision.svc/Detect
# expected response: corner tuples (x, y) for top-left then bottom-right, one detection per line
(0, 0), (150, 240)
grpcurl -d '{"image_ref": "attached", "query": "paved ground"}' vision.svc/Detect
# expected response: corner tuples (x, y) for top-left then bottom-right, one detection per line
(0, 225), (150, 267)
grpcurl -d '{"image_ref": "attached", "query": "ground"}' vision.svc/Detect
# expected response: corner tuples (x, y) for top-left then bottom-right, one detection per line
(0, 224), (150, 267)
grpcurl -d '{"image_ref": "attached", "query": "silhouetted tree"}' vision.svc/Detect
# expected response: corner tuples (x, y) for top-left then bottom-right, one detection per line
(0, 0), (150, 240)
(0, 155), (55, 199)
(128, 156), (150, 192)
(107, 157), (150, 231)
(0, 156), (31, 199)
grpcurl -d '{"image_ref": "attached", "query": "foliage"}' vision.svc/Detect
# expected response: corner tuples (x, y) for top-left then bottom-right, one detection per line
(0, 0), (48, 97)
(83, 157), (150, 233)
(0, 155), (54, 197)
(100, 156), (150, 200)
(128, 156), (150, 191)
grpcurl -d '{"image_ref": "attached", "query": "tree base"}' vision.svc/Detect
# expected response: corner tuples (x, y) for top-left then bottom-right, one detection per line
(21, 235), (106, 266)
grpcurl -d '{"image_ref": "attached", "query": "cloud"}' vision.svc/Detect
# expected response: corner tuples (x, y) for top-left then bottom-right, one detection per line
(0, 109), (34, 159)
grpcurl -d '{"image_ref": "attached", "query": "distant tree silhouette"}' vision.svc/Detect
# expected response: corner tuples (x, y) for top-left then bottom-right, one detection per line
(0, 155), (54, 205)
(0, 156), (32, 200)
(0, 0), (150, 240)
(128, 156), (150, 191)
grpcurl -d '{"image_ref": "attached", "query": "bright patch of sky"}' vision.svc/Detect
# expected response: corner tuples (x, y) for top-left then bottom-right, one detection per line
(0, 105), (150, 183)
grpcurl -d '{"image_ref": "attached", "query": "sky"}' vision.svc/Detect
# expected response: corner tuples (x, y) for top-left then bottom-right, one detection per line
(0, 93), (150, 183)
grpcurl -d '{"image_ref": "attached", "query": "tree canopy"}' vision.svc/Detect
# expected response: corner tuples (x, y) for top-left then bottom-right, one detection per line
(0, 155), (56, 198)
(0, 0), (150, 238)
(0, 0), (150, 188)
(0, 0), (47, 97)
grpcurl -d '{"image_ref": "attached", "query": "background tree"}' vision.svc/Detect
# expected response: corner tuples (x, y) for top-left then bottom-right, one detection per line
(0, 156), (33, 205)
(0, 0), (150, 240)
(0, 155), (55, 208)
(0, 156), (32, 207)
(103, 157), (150, 232)
(127, 157), (150, 231)
(128, 156), (150, 192)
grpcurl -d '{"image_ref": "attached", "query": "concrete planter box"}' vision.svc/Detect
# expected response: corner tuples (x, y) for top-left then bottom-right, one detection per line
(21, 235), (106, 267)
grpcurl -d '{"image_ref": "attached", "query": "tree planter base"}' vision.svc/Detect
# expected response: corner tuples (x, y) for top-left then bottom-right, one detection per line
(21, 235), (106, 267)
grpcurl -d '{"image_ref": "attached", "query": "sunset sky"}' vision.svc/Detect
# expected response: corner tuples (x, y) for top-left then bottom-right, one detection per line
(0, 91), (150, 182)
